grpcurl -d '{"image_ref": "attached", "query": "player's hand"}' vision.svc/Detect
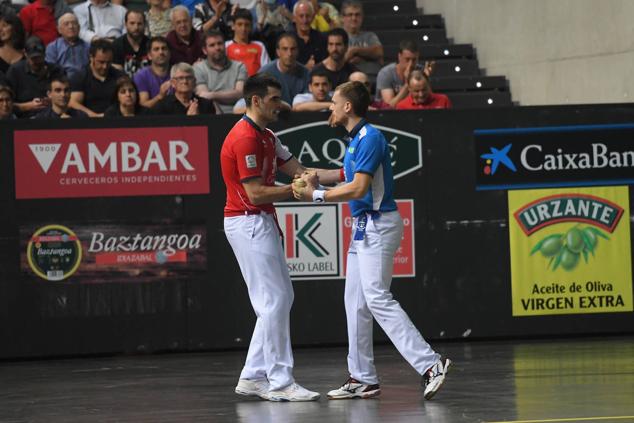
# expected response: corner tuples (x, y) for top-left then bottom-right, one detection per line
(301, 170), (319, 187)
(292, 177), (308, 200)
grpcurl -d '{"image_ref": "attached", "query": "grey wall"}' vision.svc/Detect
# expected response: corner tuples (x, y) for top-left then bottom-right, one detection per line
(419, 0), (634, 106)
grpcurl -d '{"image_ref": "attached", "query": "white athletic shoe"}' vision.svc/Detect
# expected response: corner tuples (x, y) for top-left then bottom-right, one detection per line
(235, 378), (270, 400)
(422, 357), (452, 400)
(268, 383), (321, 402)
(327, 377), (381, 400)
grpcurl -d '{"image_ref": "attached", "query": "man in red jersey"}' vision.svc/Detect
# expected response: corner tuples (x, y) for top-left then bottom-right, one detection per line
(225, 8), (270, 76)
(396, 70), (452, 110)
(221, 73), (338, 402)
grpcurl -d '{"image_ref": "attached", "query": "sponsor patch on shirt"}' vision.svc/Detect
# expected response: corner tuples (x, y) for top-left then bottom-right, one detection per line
(245, 154), (257, 168)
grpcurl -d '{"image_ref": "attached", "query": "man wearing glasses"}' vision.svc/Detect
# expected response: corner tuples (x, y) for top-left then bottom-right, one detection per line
(340, 0), (383, 84)
(151, 62), (216, 115)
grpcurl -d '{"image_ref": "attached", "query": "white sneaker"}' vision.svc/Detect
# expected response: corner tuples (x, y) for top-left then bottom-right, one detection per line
(422, 357), (452, 400)
(327, 377), (380, 400)
(268, 383), (321, 402)
(235, 378), (270, 400)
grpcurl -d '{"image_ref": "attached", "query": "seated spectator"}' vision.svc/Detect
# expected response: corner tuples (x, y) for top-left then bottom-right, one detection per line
(309, 0), (340, 32)
(152, 61), (215, 115)
(33, 74), (87, 118)
(376, 39), (419, 108)
(133, 35), (170, 108)
(258, 32), (308, 104)
(172, 0), (204, 18)
(19, 0), (70, 46)
(166, 6), (204, 65)
(291, 0), (326, 70)
(6, 36), (65, 117)
(0, 84), (16, 119)
(112, 10), (149, 77)
(255, 0), (291, 58)
(291, 68), (330, 111)
(193, 29), (245, 113)
(145, 0), (172, 37)
(45, 13), (89, 79)
(349, 70), (390, 109)
(104, 75), (149, 116)
(312, 27), (355, 89)
(69, 38), (125, 116)
(193, 0), (231, 39)
(225, 8), (269, 76)
(395, 70), (451, 110)
(341, 0), (383, 83)
(75, 0), (126, 44)
(0, 12), (26, 73)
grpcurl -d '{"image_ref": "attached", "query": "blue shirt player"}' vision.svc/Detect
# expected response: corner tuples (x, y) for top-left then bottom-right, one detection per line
(293, 81), (452, 401)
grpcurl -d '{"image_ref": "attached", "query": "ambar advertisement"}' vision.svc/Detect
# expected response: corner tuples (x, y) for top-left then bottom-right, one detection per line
(508, 186), (633, 316)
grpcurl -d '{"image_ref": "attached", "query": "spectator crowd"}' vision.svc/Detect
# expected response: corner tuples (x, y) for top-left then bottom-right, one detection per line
(0, 0), (451, 120)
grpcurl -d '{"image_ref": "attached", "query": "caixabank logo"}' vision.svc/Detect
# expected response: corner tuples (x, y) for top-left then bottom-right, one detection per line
(475, 123), (634, 191)
(276, 121), (422, 183)
(508, 186), (632, 317)
(14, 126), (210, 199)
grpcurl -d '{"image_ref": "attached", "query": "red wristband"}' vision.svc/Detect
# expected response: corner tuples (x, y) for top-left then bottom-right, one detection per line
(339, 168), (345, 182)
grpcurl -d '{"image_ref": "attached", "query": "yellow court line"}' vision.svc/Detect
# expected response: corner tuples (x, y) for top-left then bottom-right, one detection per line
(486, 416), (634, 423)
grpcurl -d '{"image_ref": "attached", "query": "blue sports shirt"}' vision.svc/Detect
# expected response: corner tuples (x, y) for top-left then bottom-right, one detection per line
(343, 119), (398, 217)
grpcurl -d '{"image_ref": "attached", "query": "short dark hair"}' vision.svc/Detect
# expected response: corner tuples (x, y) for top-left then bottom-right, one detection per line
(148, 35), (168, 50)
(341, 0), (363, 14)
(113, 75), (139, 104)
(327, 27), (348, 46)
(47, 75), (70, 91)
(399, 39), (419, 54)
(204, 29), (224, 43)
(233, 8), (253, 23)
(125, 9), (145, 24)
(275, 32), (298, 50)
(309, 68), (330, 84)
(89, 38), (114, 57)
(0, 84), (14, 99)
(336, 81), (371, 117)
(243, 74), (282, 107)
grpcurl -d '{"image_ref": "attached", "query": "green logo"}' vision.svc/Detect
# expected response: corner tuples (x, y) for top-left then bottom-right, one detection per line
(276, 122), (422, 182)
(530, 225), (610, 271)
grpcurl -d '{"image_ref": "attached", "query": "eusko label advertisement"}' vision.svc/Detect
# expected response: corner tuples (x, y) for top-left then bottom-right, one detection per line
(276, 200), (415, 280)
(508, 186), (632, 316)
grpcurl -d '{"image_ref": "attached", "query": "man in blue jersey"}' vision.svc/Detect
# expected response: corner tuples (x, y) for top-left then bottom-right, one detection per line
(292, 81), (451, 400)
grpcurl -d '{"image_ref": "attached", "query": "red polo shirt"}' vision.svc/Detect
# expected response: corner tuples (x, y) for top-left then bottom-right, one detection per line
(396, 92), (452, 110)
(19, 0), (58, 46)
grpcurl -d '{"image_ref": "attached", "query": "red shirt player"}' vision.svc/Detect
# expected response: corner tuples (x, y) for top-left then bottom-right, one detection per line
(221, 73), (322, 402)
(224, 8), (270, 76)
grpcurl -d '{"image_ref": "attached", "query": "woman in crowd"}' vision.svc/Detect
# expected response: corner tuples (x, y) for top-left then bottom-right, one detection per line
(0, 12), (25, 74)
(104, 76), (149, 117)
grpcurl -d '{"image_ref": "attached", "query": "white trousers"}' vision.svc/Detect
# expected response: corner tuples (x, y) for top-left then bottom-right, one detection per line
(224, 213), (295, 390)
(345, 210), (439, 384)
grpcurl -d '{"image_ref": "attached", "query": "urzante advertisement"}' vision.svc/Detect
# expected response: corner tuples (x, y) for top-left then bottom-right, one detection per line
(508, 186), (632, 316)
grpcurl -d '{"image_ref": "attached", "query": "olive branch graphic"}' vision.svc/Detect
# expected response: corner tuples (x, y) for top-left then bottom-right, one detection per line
(529, 225), (610, 271)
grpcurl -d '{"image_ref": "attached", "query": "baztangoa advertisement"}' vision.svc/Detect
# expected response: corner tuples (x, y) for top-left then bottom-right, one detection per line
(508, 186), (633, 316)
(21, 223), (207, 283)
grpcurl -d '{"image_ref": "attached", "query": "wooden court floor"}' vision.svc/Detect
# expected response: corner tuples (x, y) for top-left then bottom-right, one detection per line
(1, 336), (633, 423)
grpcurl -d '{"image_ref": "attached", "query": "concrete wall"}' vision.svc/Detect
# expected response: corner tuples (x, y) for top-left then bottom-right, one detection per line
(418, 0), (634, 106)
